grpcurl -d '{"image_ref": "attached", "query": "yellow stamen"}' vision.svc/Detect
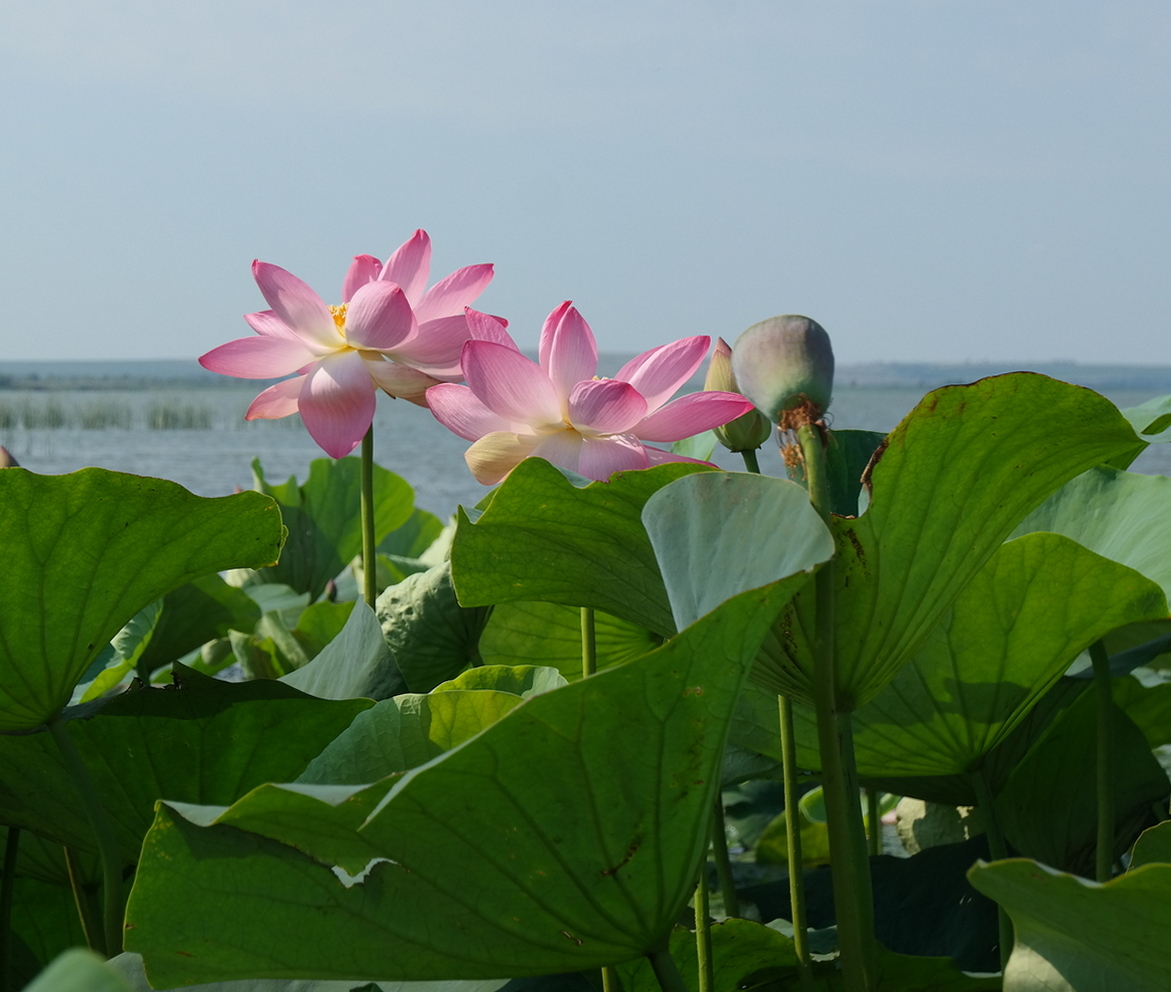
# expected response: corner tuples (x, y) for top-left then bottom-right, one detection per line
(329, 303), (348, 330)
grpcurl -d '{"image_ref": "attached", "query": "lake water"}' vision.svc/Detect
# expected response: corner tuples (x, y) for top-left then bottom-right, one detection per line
(1, 381), (1168, 518)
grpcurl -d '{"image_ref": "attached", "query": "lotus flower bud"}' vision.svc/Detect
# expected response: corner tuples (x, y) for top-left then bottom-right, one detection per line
(731, 315), (834, 425)
(704, 338), (773, 452)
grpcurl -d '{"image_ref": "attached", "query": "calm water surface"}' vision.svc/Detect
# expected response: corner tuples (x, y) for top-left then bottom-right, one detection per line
(2, 384), (1168, 517)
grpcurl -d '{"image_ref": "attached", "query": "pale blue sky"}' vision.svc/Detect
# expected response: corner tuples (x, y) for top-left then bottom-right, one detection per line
(2, 1), (1168, 364)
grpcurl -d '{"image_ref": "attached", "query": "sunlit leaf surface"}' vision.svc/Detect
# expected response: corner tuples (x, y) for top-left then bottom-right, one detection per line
(125, 579), (812, 986)
(0, 468), (284, 730)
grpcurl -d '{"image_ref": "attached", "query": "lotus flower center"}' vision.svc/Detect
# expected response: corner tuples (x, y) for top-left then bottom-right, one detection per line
(329, 304), (348, 330)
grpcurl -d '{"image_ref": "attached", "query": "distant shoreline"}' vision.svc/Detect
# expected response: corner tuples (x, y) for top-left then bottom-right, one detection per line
(2, 357), (1170, 395)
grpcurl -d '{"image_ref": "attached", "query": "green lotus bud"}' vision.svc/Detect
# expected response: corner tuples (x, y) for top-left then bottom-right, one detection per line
(731, 315), (834, 424)
(704, 338), (773, 452)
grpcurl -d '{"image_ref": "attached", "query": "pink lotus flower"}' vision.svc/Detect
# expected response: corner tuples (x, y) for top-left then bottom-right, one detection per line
(199, 230), (493, 458)
(426, 302), (757, 484)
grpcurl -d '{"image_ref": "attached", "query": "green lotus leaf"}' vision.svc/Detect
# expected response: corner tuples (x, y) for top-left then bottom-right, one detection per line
(296, 689), (524, 786)
(756, 374), (1147, 708)
(785, 428), (888, 518)
(433, 665), (568, 698)
(736, 533), (1165, 787)
(1131, 821), (1171, 870)
(21, 948), (137, 992)
(125, 577), (813, 987)
(107, 952), (510, 992)
(994, 687), (1168, 875)
(1120, 393), (1171, 441)
(1013, 466), (1171, 606)
(251, 456), (415, 600)
(280, 603), (403, 702)
(480, 601), (661, 680)
(969, 858), (1171, 992)
(1113, 675), (1171, 749)
(1011, 466), (1171, 673)
(0, 468), (284, 730)
(616, 917), (998, 992)
(376, 561), (493, 692)
(642, 471), (833, 633)
(0, 668), (371, 861)
(136, 574), (262, 673)
(450, 459), (712, 636)
(0, 839), (88, 980)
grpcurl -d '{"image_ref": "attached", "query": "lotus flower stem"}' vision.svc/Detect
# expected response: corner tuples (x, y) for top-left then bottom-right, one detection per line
(360, 427), (377, 607)
(49, 716), (123, 957)
(971, 769), (1012, 971)
(695, 863), (714, 992)
(1089, 640), (1115, 883)
(710, 794), (740, 918)
(798, 423), (877, 992)
(1, 826), (19, 988)
(739, 447), (761, 475)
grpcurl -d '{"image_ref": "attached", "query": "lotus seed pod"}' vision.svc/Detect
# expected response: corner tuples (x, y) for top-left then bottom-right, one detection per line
(704, 338), (773, 452)
(731, 315), (834, 423)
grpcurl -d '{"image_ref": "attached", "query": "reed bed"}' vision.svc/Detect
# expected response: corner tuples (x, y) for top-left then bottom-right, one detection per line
(0, 393), (310, 433)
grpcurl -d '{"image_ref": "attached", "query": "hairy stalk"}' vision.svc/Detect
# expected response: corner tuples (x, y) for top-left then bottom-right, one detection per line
(1089, 640), (1115, 883)
(1, 827), (19, 991)
(798, 424), (876, 992)
(360, 427), (378, 607)
(710, 795), (740, 918)
(50, 717), (123, 957)
(695, 865), (714, 992)
(647, 942), (688, 992)
(972, 768), (1012, 972)
(779, 696), (812, 989)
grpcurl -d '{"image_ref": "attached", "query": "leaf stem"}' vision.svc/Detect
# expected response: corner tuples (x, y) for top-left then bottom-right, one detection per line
(867, 789), (881, 857)
(63, 847), (103, 955)
(1, 827), (19, 992)
(797, 424), (876, 992)
(743, 437), (810, 985)
(579, 606), (617, 992)
(647, 943), (688, 992)
(49, 717), (123, 957)
(778, 695), (812, 989)
(710, 795), (740, 918)
(971, 768), (1012, 972)
(581, 607), (597, 679)
(695, 866), (713, 992)
(360, 425), (377, 607)
(1089, 640), (1115, 883)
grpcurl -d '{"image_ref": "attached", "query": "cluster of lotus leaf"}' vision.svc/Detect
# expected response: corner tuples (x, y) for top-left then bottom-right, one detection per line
(4, 372), (1171, 992)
